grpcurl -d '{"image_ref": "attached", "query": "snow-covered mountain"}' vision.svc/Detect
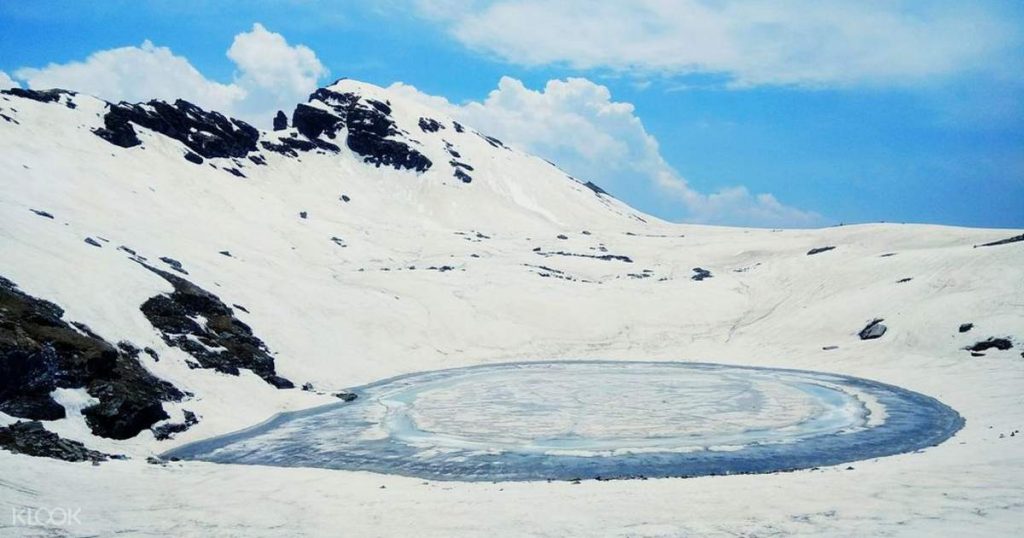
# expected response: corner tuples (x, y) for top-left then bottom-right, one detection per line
(1, 79), (1022, 536)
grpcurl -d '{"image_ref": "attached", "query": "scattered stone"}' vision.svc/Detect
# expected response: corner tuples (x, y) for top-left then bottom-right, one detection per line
(248, 154), (267, 166)
(84, 237), (102, 248)
(225, 167), (246, 178)
(330, 236), (347, 247)
(184, 151), (203, 165)
(151, 410), (199, 440)
(858, 319), (887, 340)
(536, 249), (633, 263)
(418, 117), (444, 132)
(340, 194), (351, 203)
(896, 278), (912, 283)
(30, 209), (54, 219)
(301, 382), (315, 391)
(232, 303), (250, 313)
(879, 253), (897, 257)
(299, 211), (308, 219)
(966, 338), (1013, 352)
(334, 391), (358, 402)
(143, 347), (159, 361)
(691, 267), (713, 281)
(974, 234), (1024, 248)
(0, 421), (113, 462)
(556, 234), (569, 240)
(453, 168), (473, 183)
(807, 246), (836, 256)
(218, 251), (232, 258)
(822, 346), (839, 351)
(159, 256), (188, 275)
(138, 264), (293, 388)
(959, 323), (974, 333)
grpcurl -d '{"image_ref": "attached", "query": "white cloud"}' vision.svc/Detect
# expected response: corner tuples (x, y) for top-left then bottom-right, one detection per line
(392, 77), (822, 227)
(413, 0), (1019, 87)
(0, 71), (19, 89)
(12, 24), (326, 127)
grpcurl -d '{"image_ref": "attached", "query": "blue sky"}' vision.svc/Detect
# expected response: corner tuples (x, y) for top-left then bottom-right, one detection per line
(1, 1), (1022, 228)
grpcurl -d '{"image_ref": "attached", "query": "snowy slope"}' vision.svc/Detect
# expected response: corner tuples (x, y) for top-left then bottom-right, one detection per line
(1, 81), (1023, 536)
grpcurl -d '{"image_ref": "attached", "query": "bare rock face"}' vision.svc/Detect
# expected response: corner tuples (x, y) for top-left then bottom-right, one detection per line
(0, 276), (182, 439)
(93, 99), (259, 161)
(138, 265), (294, 389)
(858, 319), (887, 340)
(288, 88), (432, 172)
(0, 421), (114, 462)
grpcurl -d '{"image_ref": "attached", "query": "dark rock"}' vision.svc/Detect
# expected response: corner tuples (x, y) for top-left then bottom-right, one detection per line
(159, 257), (188, 275)
(293, 88), (432, 172)
(822, 346), (839, 351)
(974, 234), (1024, 248)
(30, 209), (54, 219)
(0, 276), (181, 438)
(536, 249), (633, 263)
(219, 250), (232, 257)
(807, 246), (836, 256)
(0, 421), (112, 462)
(453, 121), (465, 133)
(273, 110), (288, 131)
(582, 181), (609, 196)
(418, 117), (444, 132)
(93, 99), (259, 159)
(1, 88), (77, 109)
(143, 347), (159, 361)
(454, 169), (473, 183)
(232, 303), (249, 313)
(334, 391), (358, 402)
(340, 194), (351, 203)
(84, 237), (102, 248)
(480, 134), (506, 148)
(151, 410), (199, 441)
(248, 154), (267, 166)
(330, 236), (347, 247)
(959, 323), (974, 333)
(292, 103), (343, 140)
(966, 338), (1013, 352)
(138, 264), (293, 389)
(691, 267), (713, 281)
(301, 382), (314, 391)
(299, 211), (308, 219)
(896, 278), (913, 283)
(184, 151), (203, 164)
(556, 234), (569, 240)
(858, 319), (887, 340)
(225, 167), (245, 178)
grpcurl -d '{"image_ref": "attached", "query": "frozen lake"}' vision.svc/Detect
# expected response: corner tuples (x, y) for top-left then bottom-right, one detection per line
(164, 362), (964, 481)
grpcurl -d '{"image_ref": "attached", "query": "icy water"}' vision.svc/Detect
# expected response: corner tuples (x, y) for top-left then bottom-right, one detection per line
(164, 362), (964, 481)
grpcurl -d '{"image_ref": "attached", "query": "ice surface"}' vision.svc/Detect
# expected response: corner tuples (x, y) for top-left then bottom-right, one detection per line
(164, 362), (963, 481)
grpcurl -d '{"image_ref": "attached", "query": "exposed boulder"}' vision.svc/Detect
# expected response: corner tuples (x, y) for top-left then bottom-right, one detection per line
(807, 246), (836, 256)
(858, 319), (887, 340)
(418, 117), (444, 132)
(273, 110), (288, 131)
(0, 276), (182, 439)
(959, 323), (974, 333)
(0, 421), (113, 462)
(151, 410), (199, 441)
(691, 268), (713, 281)
(138, 264), (293, 389)
(966, 338), (1013, 352)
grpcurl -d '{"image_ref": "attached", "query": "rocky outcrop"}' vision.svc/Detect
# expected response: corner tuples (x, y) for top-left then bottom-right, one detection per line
(138, 265), (293, 389)
(1, 88), (78, 109)
(691, 268), (713, 281)
(807, 246), (836, 256)
(0, 421), (114, 462)
(291, 88), (432, 172)
(273, 110), (288, 131)
(974, 234), (1024, 248)
(93, 99), (259, 160)
(0, 276), (182, 439)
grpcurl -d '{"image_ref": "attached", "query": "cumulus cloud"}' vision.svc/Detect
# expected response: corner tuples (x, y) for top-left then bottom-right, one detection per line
(12, 24), (325, 127)
(413, 0), (1018, 87)
(0, 71), (19, 89)
(391, 77), (822, 227)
